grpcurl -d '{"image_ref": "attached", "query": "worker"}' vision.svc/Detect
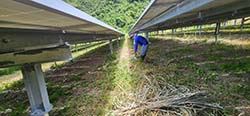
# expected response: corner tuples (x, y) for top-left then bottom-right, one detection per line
(130, 34), (149, 61)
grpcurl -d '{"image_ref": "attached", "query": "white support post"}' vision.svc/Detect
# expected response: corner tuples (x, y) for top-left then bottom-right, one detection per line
(223, 21), (227, 27)
(195, 25), (199, 38)
(21, 64), (52, 116)
(199, 25), (202, 37)
(171, 29), (174, 39)
(240, 17), (245, 33)
(234, 19), (237, 25)
(75, 44), (77, 52)
(109, 39), (113, 54)
(215, 22), (221, 44)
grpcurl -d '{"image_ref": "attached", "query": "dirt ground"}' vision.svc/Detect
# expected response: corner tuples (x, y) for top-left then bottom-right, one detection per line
(1, 36), (250, 116)
(141, 36), (250, 115)
(0, 43), (118, 116)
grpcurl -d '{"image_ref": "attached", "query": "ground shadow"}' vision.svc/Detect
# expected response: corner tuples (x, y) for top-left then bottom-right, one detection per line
(0, 40), (123, 116)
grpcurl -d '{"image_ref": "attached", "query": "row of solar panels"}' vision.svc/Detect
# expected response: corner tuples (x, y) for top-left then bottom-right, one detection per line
(130, 0), (250, 34)
(1, 0), (249, 115)
(0, 0), (123, 35)
(0, 1), (124, 115)
(0, 0), (124, 68)
(0, 0), (123, 52)
(1, 0), (250, 67)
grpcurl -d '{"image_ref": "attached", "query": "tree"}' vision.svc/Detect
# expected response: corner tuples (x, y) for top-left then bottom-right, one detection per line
(64, 0), (150, 32)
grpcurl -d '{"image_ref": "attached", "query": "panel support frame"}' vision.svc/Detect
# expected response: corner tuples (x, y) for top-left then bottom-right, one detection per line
(215, 22), (221, 44)
(240, 17), (245, 33)
(21, 64), (52, 116)
(109, 39), (113, 54)
(145, 32), (149, 42)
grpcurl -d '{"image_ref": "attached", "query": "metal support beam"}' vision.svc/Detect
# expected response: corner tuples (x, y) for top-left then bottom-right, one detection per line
(171, 29), (174, 39)
(199, 25), (202, 36)
(138, 0), (214, 31)
(109, 39), (113, 54)
(215, 22), (221, 44)
(21, 64), (52, 116)
(195, 25), (198, 38)
(0, 28), (119, 53)
(145, 32), (149, 42)
(0, 44), (72, 68)
(134, 0), (250, 33)
(240, 17), (245, 32)
(234, 19), (237, 25)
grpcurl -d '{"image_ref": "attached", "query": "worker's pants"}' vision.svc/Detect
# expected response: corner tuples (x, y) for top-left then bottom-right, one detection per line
(140, 44), (148, 59)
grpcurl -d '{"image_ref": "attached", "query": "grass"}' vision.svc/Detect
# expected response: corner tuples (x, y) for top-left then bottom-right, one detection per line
(0, 66), (20, 76)
(144, 35), (250, 115)
(0, 40), (116, 115)
(0, 42), (109, 89)
(0, 42), (105, 77)
(1, 35), (250, 116)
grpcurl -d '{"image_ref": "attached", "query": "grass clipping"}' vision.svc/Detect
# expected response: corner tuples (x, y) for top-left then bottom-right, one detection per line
(111, 75), (223, 116)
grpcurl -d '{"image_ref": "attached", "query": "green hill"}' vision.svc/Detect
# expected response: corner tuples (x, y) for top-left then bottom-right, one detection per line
(64, 0), (150, 33)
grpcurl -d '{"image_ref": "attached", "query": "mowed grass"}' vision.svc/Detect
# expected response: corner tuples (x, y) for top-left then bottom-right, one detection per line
(0, 40), (122, 115)
(0, 42), (108, 91)
(1, 35), (250, 116)
(140, 36), (250, 115)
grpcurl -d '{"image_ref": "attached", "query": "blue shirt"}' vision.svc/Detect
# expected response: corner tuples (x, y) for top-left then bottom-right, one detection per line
(134, 35), (148, 53)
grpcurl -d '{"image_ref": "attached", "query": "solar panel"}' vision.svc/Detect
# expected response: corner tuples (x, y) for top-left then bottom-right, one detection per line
(130, 0), (250, 34)
(0, 0), (123, 35)
(0, 0), (124, 67)
(0, 1), (124, 115)
(130, 0), (181, 34)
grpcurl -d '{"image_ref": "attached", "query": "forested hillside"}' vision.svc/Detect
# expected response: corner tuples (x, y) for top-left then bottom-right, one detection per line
(64, 0), (150, 32)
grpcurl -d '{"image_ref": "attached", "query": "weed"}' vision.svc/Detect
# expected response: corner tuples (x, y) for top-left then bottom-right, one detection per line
(219, 58), (250, 73)
(48, 86), (70, 104)
(230, 84), (250, 99)
(0, 80), (24, 93)
(71, 75), (82, 82)
(206, 72), (218, 81)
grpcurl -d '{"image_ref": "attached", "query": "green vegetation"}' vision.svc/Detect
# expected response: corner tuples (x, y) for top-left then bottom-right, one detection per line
(144, 36), (250, 115)
(1, 35), (250, 115)
(0, 41), (116, 115)
(0, 42), (107, 80)
(64, 0), (150, 32)
(0, 66), (20, 76)
(1, 1), (250, 115)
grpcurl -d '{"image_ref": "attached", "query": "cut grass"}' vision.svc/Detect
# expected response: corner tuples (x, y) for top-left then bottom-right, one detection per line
(1, 35), (250, 116)
(144, 36), (250, 115)
(0, 41), (116, 115)
(0, 42), (109, 89)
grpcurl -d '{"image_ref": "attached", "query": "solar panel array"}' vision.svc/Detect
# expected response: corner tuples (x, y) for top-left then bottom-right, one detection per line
(0, 0), (123, 68)
(0, 1), (124, 115)
(130, 0), (250, 34)
(0, 0), (123, 35)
